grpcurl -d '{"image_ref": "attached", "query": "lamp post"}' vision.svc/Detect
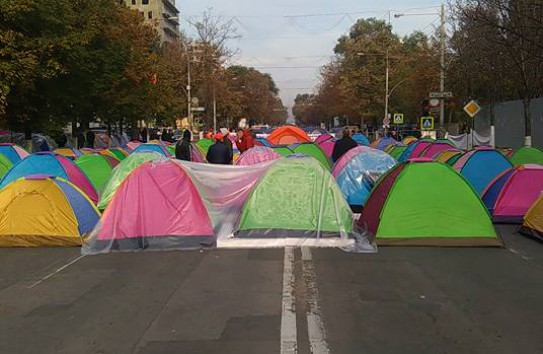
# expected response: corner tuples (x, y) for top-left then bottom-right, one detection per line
(394, 4), (446, 128)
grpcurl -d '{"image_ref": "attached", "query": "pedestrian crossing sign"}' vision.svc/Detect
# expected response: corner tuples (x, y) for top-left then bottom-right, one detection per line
(393, 113), (404, 124)
(421, 116), (434, 130)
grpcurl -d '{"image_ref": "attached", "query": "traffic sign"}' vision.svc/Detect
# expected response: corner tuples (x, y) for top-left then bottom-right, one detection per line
(383, 116), (391, 127)
(421, 116), (434, 130)
(393, 113), (404, 124)
(463, 100), (481, 118)
(430, 91), (453, 98)
(191, 107), (205, 112)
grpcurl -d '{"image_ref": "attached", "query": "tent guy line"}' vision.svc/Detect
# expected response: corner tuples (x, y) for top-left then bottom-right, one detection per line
(26, 254), (86, 289)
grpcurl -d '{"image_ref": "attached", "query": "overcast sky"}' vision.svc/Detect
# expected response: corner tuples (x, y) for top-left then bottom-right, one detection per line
(180, 0), (445, 115)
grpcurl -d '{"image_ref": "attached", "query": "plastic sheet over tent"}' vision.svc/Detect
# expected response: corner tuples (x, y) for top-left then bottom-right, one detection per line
(235, 146), (282, 166)
(0, 152), (98, 204)
(0, 143), (29, 164)
(0, 176), (100, 247)
(359, 158), (500, 246)
(267, 126), (311, 145)
(510, 147), (543, 166)
(131, 143), (171, 157)
(83, 160), (214, 254)
(332, 146), (396, 209)
(454, 148), (513, 195)
(75, 154), (119, 193)
(482, 165), (543, 223)
(98, 152), (166, 209)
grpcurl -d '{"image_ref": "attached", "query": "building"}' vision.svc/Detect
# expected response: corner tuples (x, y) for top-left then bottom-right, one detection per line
(125, 0), (180, 44)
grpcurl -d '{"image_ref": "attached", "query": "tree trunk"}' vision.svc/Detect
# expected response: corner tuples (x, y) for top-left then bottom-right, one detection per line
(523, 96), (532, 146)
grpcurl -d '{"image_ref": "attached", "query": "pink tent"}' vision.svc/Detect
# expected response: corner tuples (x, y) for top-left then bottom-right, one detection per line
(422, 143), (457, 159)
(332, 146), (373, 178)
(191, 143), (205, 162)
(236, 146), (282, 166)
(86, 159), (214, 252)
(319, 140), (335, 158)
(125, 140), (142, 150)
(315, 133), (334, 145)
(482, 164), (543, 223)
(410, 141), (433, 158)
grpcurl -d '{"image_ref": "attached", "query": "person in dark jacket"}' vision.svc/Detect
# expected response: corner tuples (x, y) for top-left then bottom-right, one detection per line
(206, 133), (231, 165)
(221, 129), (233, 164)
(332, 128), (358, 162)
(175, 129), (192, 161)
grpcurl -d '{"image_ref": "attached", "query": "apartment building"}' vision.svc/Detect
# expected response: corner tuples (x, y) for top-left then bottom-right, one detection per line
(125, 0), (180, 43)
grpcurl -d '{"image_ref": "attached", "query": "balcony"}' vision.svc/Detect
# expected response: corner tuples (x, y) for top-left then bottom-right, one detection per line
(162, 0), (179, 14)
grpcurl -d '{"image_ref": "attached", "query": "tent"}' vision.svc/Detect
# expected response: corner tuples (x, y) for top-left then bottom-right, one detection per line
(267, 126), (311, 145)
(402, 136), (418, 145)
(352, 134), (370, 146)
(371, 137), (398, 151)
(190, 143), (206, 162)
(125, 140), (141, 150)
(520, 195), (543, 241)
(80, 148), (96, 155)
(0, 154), (13, 179)
(195, 138), (214, 155)
(409, 141), (434, 158)
(0, 143), (29, 164)
(421, 142), (456, 159)
(453, 148), (513, 195)
(54, 148), (82, 159)
(315, 133), (334, 145)
(289, 143), (331, 170)
(0, 152), (98, 204)
(75, 154), (120, 193)
(235, 157), (353, 238)
(98, 151), (166, 209)
(482, 165), (543, 223)
(99, 148), (128, 161)
(434, 149), (463, 165)
(254, 138), (273, 147)
(272, 146), (294, 156)
(359, 158), (499, 246)
(318, 140), (335, 158)
(131, 143), (171, 157)
(332, 146), (396, 210)
(510, 147), (543, 166)
(82, 160), (214, 254)
(236, 147), (282, 166)
(0, 176), (100, 247)
(389, 146), (407, 161)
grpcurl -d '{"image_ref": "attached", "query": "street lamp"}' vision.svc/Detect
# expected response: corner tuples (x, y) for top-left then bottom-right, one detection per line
(394, 4), (447, 128)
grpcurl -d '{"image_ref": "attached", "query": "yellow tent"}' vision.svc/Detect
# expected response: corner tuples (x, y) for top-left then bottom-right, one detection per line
(0, 176), (100, 247)
(520, 195), (543, 241)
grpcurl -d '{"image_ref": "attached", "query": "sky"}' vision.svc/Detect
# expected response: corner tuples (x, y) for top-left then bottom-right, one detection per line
(179, 0), (445, 115)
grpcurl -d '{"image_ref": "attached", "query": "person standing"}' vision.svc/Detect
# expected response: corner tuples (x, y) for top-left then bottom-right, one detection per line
(140, 127), (148, 143)
(220, 129), (233, 164)
(206, 133), (231, 165)
(175, 129), (192, 161)
(85, 130), (95, 149)
(235, 128), (255, 154)
(332, 128), (358, 162)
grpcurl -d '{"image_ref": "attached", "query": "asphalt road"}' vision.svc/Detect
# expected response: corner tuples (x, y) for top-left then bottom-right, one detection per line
(1, 225), (543, 354)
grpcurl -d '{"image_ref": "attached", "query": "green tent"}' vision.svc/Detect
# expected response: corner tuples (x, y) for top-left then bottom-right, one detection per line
(98, 151), (166, 209)
(389, 146), (407, 161)
(359, 159), (500, 246)
(196, 139), (214, 154)
(0, 154), (13, 179)
(75, 155), (118, 194)
(510, 146), (543, 166)
(291, 143), (331, 170)
(166, 145), (176, 156)
(272, 146), (294, 156)
(235, 157), (353, 238)
(106, 148), (127, 161)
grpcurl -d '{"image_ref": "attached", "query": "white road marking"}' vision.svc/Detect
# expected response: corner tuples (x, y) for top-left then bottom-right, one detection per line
(302, 247), (330, 354)
(508, 248), (532, 262)
(301, 246), (312, 261)
(26, 254), (85, 289)
(281, 247), (297, 354)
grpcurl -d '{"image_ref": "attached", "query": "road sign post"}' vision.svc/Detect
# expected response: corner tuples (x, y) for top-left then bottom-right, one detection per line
(421, 116), (434, 130)
(393, 113), (404, 125)
(463, 100), (481, 149)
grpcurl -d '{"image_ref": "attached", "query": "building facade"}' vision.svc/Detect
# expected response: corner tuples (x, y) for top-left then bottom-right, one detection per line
(125, 0), (180, 43)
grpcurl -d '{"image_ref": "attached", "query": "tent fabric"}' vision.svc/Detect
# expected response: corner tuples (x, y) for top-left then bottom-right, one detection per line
(315, 133), (334, 145)
(435, 149), (463, 164)
(75, 154), (119, 193)
(54, 148), (82, 158)
(397, 140), (433, 162)
(402, 136), (418, 145)
(389, 146), (407, 161)
(267, 126), (311, 145)
(0, 154), (13, 179)
(98, 152), (167, 209)
(190, 143), (206, 162)
(0, 143), (29, 164)
(352, 134), (370, 146)
(196, 139), (214, 154)
(254, 138), (273, 147)
(318, 140), (335, 158)
(82, 160), (214, 254)
(374, 137), (398, 151)
(0, 176), (99, 247)
(421, 142), (457, 159)
(409, 141), (434, 158)
(290, 143), (331, 170)
(520, 195), (543, 241)
(235, 157), (353, 240)
(0, 153), (98, 204)
(510, 147), (543, 166)
(482, 165), (543, 223)
(125, 141), (141, 150)
(235, 146), (282, 166)
(131, 143), (171, 157)
(454, 148), (513, 195)
(333, 147), (396, 208)
(272, 146), (294, 156)
(359, 159), (500, 246)
(99, 148), (128, 161)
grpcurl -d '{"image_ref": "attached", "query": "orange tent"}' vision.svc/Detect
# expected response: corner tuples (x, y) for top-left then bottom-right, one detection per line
(267, 126), (311, 145)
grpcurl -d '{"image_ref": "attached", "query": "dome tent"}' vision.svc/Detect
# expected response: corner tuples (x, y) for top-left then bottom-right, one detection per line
(0, 175), (100, 247)
(234, 157), (353, 241)
(359, 158), (500, 246)
(509, 146), (543, 166)
(0, 152), (98, 204)
(0, 154), (13, 179)
(131, 143), (171, 157)
(83, 160), (214, 254)
(0, 143), (29, 164)
(267, 126), (311, 145)
(75, 154), (120, 193)
(520, 195), (543, 241)
(235, 146), (282, 166)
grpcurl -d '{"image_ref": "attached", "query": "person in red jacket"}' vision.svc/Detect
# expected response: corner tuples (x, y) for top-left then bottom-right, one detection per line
(235, 128), (255, 154)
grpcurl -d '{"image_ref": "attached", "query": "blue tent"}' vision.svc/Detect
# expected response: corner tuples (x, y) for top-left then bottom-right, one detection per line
(256, 138), (272, 147)
(482, 168), (515, 213)
(455, 149), (513, 195)
(352, 134), (370, 146)
(131, 144), (170, 157)
(376, 137), (398, 150)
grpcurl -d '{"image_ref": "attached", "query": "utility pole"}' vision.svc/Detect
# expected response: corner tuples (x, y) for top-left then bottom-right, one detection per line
(439, 3), (446, 129)
(213, 83), (217, 132)
(187, 47), (192, 132)
(384, 10), (391, 133)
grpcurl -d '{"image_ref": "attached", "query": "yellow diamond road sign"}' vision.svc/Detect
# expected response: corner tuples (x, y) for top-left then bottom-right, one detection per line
(463, 100), (481, 118)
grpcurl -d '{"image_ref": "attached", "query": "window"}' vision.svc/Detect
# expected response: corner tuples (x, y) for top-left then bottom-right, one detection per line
(131, 0), (136, 5)
(139, 11), (144, 18)
(148, 11), (153, 19)
(142, 0), (149, 4)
